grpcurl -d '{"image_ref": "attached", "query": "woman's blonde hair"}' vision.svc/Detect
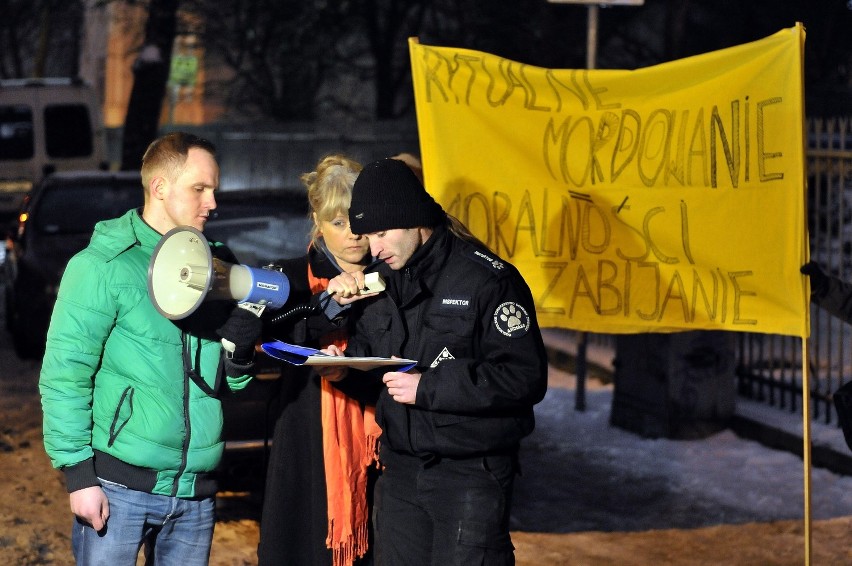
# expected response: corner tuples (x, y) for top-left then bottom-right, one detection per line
(301, 154), (363, 246)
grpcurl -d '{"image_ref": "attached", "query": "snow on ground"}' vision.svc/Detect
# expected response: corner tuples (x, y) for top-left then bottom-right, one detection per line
(510, 367), (852, 533)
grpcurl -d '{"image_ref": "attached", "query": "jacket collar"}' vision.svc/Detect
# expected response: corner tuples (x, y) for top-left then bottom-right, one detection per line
(308, 241), (344, 279)
(400, 222), (448, 281)
(86, 208), (152, 262)
(386, 223), (450, 307)
(132, 209), (164, 251)
(307, 239), (373, 280)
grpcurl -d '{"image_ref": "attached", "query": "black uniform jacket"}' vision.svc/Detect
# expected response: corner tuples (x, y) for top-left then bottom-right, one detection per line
(339, 223), (548, 459)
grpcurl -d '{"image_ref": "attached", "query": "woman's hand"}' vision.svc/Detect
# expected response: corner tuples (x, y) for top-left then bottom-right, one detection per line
(315, 344), (348, 382)
(326, 271), (379, 305)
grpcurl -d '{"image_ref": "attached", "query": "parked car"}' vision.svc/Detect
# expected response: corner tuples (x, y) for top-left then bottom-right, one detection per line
(4, 170), (144, 358)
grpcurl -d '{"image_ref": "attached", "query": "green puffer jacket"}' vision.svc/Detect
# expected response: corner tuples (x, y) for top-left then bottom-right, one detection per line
(39, 209), (252, 498)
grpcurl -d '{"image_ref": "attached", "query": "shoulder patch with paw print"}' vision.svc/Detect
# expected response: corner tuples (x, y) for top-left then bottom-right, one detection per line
(494, 302), (530, 337)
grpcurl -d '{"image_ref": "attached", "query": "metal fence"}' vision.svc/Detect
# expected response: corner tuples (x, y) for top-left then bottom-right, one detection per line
(563, 117), (852, 427)
(737, 116), (852, 424)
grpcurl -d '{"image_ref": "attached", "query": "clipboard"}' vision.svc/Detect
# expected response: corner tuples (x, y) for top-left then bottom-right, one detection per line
(260, 340), (417, 372)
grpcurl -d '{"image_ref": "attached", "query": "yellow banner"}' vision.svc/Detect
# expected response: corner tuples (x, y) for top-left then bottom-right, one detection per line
(410, 25), (808, 337)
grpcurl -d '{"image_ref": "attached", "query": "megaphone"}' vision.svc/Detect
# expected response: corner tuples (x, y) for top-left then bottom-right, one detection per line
(147, 225), (290, 320)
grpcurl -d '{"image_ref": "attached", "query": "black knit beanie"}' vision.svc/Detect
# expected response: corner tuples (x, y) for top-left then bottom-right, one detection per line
(349, 158), (445, 235)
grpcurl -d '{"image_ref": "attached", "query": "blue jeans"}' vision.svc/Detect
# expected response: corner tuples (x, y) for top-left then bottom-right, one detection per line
(71, 480), (215, 566)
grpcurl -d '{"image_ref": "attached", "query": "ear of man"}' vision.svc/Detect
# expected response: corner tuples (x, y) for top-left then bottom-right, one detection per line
(150, 176), (168, 200)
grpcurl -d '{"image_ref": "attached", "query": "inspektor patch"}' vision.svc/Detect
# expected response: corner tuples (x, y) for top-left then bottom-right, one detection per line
(471, 249), (505, 271)
(493, 302), (530, 337)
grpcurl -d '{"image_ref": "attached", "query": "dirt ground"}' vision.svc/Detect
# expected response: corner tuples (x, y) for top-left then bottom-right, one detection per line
(3, 356), (852, 565)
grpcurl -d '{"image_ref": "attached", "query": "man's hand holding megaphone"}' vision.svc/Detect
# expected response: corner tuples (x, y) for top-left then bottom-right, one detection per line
(216, 307), (263, 366)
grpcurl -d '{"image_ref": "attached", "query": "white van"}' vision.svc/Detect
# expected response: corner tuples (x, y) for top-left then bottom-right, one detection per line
(0, 78), (108, 216)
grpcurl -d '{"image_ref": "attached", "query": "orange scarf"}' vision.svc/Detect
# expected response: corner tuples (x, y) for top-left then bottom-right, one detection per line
(308, 265), (381, 566)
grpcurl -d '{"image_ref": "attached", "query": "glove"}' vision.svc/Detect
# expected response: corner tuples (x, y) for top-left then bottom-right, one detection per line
(216, 307), (263, 364)
(801, 261), (829, 296)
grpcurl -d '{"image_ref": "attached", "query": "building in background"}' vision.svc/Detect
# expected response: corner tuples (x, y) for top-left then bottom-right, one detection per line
(79, 0), (223, 130)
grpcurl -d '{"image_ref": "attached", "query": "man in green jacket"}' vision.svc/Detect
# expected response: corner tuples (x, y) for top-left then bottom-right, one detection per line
(39, 132), (262, 565)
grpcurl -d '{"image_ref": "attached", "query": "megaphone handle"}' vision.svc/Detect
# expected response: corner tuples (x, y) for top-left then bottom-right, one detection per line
(237, 302), (266, 317)
(222, 303), (264, 358)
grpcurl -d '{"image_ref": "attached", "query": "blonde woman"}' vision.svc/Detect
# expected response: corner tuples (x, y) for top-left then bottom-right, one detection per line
(258, 154), (378, 566)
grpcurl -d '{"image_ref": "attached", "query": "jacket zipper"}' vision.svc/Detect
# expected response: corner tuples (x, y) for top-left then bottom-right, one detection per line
(399, 266), (416, 451)
(173, 332), (193, 497)
(107, 387), (134, 447)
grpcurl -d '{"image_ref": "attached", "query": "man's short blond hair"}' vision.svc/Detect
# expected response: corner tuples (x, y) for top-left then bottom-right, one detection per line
(140, 132), (216, 190)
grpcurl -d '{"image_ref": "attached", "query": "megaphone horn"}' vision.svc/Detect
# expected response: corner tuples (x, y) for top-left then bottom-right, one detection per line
(147, 225), (290, 320)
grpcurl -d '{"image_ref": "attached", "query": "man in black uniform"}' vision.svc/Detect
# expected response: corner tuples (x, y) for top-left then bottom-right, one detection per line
(319, 158), (548, 566)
